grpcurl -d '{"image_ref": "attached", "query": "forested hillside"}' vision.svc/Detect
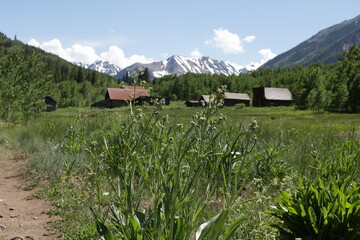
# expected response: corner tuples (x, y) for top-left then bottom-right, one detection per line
(263, 15), (360, 68)
(151, 45), (360, 112)
(0, 32), (118, 109)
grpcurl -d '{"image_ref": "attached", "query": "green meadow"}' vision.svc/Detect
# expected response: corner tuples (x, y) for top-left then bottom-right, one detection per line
(0, 102), (359, 239)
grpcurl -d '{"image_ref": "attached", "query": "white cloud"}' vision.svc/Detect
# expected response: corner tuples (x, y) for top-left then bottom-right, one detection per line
(67, 44), (99, 64)
(246, 48), (277, 70)
(190, 48), (202, 58)
(28, 39), (153, 68)
(28, 38), (41, 48)
(28, 38), (98, 63)
(259, 49), (277, 63)
(100, 46), (153, 68)
(243, 35), (256, 43)
(205, 28), (244, 54)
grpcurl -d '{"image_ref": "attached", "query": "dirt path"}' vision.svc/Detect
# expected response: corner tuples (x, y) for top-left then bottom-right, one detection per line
(0, 148), (59, 240)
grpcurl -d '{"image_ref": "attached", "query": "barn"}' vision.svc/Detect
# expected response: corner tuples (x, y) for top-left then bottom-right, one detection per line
(92, 86), (150, 108)
(199, 92), (251, 107)
(252, 87), (292, 107)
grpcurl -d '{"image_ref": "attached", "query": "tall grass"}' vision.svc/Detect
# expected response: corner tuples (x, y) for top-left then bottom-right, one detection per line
(0, 100), (359, 239)
(88, 94), (259, 239)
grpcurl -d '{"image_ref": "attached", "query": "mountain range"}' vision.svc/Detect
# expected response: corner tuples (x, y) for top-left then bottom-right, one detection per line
(263, 15), (360, 68)
(75, 15), (360, 77)
(75, 55), (247, 80)
(116, 55), (247, 80)
(74, 60), (121, 76)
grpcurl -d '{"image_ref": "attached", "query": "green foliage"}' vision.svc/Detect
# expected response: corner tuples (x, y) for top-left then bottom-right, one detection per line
(0, 33), (119, 109)
(271, 178), (360, 240)
(1, 103), (359, 239)
(150, 47), (360, 112)
(90, 92), (257, 239)
(0, 45), (51, 122)
(336, 45), (360, 112)
(270, 140), (360, 239)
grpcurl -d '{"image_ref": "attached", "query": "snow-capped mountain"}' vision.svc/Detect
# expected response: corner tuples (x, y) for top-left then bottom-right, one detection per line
(74, 60), (121, 76)
(116, 55), (247, 80)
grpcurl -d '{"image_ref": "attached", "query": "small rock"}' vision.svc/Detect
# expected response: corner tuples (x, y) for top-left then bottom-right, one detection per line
(25, 237), (34, 240)
(9, 207), (15, 211)
(0, 214), (3, 218)
(10, 237), (23, 240)
(0, 199), (4, 202)
(10, 215), (19, 218)
(33, 217), (38, 220)
(0, 224), (6, 230)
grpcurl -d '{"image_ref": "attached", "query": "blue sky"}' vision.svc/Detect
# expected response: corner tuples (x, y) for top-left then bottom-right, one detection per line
(1, 0), (360, 69)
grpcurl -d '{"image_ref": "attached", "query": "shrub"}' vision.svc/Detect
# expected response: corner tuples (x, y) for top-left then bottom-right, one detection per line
(270, 178), (360, 240)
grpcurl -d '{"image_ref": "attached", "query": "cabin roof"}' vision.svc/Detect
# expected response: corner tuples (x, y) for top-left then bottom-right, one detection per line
(263, 88), (292, 101)
(107, 87), (149, 101)
(224, 92), (251, 101)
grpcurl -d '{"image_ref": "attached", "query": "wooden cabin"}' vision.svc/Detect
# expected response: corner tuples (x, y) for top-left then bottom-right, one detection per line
(252, 87), (292, 107)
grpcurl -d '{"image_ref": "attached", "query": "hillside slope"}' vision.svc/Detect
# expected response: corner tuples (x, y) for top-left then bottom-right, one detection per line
(263, 15), (360, 68)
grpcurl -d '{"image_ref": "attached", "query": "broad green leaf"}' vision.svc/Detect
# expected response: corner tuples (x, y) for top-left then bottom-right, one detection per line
(223, 216), (244, 240)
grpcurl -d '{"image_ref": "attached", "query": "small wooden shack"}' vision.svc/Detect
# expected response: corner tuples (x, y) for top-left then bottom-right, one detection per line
(185, 100), (201, 107)
(199, 92), (251, 107)
(224, 93), (251, 106)
(252, 87), (292, 107)
(44, 96), (57, 112)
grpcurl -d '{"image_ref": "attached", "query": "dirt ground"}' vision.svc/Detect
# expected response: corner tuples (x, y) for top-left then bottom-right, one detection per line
(0, 147), (59, 240)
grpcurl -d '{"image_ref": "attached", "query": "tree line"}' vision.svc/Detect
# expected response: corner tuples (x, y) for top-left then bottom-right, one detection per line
(150, 45), (360, 112)
(0, 33), (119, 122)
(1, 31), (359, 122)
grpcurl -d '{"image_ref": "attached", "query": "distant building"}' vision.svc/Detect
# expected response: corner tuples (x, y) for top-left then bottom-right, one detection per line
(200, 95), (210, 105)
(44, 96), (57, 112)
(91, 86), (169, 108)
(198, 92), (251, 107)
(223, 92), (251, 106)
(252, 87), (292, 107)
(92, 86), (149, 108)
(185, 100), (201, 107)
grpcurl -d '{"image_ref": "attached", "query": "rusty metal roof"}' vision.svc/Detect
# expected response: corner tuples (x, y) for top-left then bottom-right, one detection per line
(107, 87), (149, 101)
(264, 88), (292, 101)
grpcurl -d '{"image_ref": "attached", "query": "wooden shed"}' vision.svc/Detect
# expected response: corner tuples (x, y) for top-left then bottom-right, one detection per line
(224, 93), (251, 106)
(44, 96), (57, 112)
(252, 87), (292, 107)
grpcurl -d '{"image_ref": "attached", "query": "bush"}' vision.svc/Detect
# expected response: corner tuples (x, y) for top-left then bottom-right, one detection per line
(270, 177), (360, 239)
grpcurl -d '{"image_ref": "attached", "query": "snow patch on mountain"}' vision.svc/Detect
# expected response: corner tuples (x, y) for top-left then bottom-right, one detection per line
(74, 59), (121, 76)
(75, 55), (249, 79)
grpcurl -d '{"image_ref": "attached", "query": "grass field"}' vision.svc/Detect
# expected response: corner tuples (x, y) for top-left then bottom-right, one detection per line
(0, 102), (359, 239)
